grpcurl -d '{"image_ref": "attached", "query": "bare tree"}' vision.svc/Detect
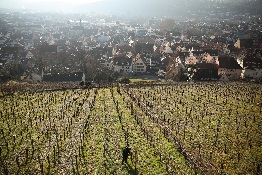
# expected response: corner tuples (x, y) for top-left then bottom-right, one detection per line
(165, 53), (186, 81)
(1, 60), (26, 80)
(78, 51), (113, 82)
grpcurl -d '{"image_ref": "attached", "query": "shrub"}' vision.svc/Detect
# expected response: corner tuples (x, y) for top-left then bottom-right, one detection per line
(119, 78), (130, 84)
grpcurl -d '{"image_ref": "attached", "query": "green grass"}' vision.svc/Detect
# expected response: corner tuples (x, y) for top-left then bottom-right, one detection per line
(1, 82), (260, 174)
(129, 78), (158, 83)
(0, 86), (195, 175)
(126, 82), (262, 174)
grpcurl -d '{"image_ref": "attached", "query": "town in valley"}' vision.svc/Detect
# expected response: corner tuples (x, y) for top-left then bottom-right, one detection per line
(0, 0), (261, 83)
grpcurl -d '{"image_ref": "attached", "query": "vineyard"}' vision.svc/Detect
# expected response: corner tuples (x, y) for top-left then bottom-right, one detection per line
(0, 82), (261, 175)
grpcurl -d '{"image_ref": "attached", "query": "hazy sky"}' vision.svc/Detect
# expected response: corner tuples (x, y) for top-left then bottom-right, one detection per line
(1, 0), (101, 5)
(0, 0), (102, 9)
(0, 0), (173, 14)
(2, 0), (185, 12)
(1, 0), (260, 17)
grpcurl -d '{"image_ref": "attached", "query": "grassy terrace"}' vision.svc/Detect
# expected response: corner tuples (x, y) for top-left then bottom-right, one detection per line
(125, 82), (262, 174)
(0, 83), (194, 175)
(0, 82), (261, 174)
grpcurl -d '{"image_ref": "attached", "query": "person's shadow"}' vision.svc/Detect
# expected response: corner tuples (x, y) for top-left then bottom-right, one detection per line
(123, 162), (138, 175)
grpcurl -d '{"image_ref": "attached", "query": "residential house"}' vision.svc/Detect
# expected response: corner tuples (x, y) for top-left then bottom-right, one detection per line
(113, 45), (134, 56)
(135, 43), (155, 54)
(185, 54), (199, 65)
(193, 63), (219, 81)
(20, 48), (38, 66)
(132, 53), (147, 73)
(100, 56), (113, 70)
(234, 38), (254, 49)
(222, 45), (231, 54)
(202, 49), (219, 60)
(185, 49), (219, 64)
(185, 43), (201, 51)
(241, 49), (262, 79)
(211, 36), (228, 44)
(201, 53), (219, 65)
(218, 56), (242, 80)
(184, 49), (219, 80)
(242, 67), (262, 79)
(145, 54), (161, 73)
(191, 50), (205, 58)
(161, 44), (174, 54)
(113, 55), (132, 73)
(33, 37), (46, 47)
(134, 38), (155, 54)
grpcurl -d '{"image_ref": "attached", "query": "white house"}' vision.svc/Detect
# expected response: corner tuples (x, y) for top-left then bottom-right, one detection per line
(132, 54), (147, 73)
(114, 63), (132, 73)
(113, 56), (132, 73)
(100, 56), (113, 70)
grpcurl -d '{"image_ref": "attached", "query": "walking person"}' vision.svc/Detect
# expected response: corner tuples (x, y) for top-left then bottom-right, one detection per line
(122, 146), (132, 164)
